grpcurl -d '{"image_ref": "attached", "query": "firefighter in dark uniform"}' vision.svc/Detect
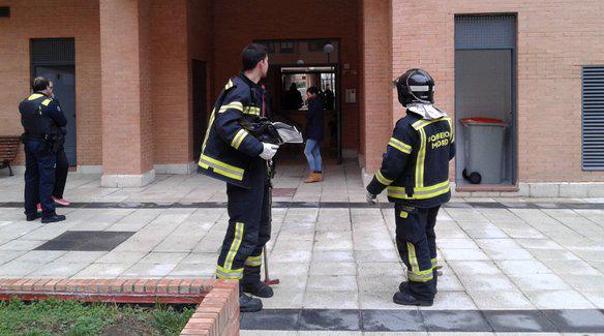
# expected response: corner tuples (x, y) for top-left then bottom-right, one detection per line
(198, 44), (278, 312)
(366, 69), (455, 306)
(19, 77), (67, 223)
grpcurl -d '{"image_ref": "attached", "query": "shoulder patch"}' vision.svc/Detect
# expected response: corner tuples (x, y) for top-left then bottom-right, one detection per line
(27, 93), (45, 101)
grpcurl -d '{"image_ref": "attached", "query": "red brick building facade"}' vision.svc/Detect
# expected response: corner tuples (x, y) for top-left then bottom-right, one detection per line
(1, 0), (603, 195)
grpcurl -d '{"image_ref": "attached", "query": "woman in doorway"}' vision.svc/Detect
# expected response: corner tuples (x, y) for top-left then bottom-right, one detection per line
(304, 86), (324, 183)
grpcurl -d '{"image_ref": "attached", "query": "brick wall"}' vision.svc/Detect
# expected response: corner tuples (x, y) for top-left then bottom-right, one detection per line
(359, 0), (392, 171)
(100, 0), (153, 175)
(0, 0), (101, 166)
(211, 0), (360, 150)
(391, 0), (604, 182)
(150, 0), (190, 164)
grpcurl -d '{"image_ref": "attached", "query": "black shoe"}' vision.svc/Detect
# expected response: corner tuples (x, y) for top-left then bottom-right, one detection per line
(242, 281), (274, 298)
(41, 214), (66, 223)
(26, 213), (41, 221)
(239, 293), (263, 312)
(393, 290), (433, 306)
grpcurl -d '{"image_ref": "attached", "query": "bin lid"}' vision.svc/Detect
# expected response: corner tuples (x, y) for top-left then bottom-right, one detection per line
(460, 117), (507, 126)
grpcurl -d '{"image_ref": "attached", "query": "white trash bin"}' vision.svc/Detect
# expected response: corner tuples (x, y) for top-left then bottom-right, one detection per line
(460, 117), (508, 184)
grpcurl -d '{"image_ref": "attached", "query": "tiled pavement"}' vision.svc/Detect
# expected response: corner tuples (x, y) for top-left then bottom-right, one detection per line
(1, 161), (604, 335)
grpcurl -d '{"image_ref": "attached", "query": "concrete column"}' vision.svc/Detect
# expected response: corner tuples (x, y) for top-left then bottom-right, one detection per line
(99, 0), (154, 187)
(359, 0), (393, 173)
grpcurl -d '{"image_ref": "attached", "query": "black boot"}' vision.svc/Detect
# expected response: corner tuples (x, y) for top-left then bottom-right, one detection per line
(393, 290), (433, 307)
(26, 213), (41, 221)
(41, 214), (66, 223)
(239, 292), (263, 312)
(242, 280), (274, 298)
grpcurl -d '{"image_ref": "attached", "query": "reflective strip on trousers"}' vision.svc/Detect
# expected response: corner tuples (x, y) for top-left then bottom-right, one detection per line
(407, 242), (433, 282)
(224, 222), (244, 271)
(245, 255), (262, 267)
(216, 265), (243, 280)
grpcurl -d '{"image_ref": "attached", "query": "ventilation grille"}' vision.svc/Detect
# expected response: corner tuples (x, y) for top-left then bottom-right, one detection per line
(455, 15), (516, 50)
(583, 66), (604, 170)
(31, 38), (75, 66)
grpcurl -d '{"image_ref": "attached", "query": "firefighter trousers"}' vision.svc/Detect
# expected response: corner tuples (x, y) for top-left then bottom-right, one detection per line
(395, 203), (440, 300)
(216, 160), (271, 285)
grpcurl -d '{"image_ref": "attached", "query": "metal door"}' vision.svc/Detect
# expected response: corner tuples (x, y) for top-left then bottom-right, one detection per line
(35, 66), (77, 166)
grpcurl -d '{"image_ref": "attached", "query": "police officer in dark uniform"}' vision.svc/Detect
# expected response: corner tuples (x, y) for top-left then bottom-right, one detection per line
(19, 77), (67, 223)
(198, 43), (278, 312)
(366, 69), (455, 306)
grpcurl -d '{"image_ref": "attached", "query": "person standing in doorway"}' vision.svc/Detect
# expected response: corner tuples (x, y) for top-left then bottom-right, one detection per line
(19, 77), (66, 223)
(304, 86), (324, 183)
(51, 89), (71, 207)
(198, 43), (278, 313)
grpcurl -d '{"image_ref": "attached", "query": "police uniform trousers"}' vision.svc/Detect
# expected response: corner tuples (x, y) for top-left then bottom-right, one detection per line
(24, 140), (56, 217)
(395, 203), (440, 300)
(216, 159), (271, 284)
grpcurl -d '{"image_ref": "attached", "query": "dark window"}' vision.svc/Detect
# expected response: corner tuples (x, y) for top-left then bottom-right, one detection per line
(308, 40), (329, 52)
(582, 66), (604, 170)
(0, 7), (10, 18)
(279, 41), (295, 54)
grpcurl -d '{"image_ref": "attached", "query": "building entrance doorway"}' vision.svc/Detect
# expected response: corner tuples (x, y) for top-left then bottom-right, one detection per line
(257, 39), (342, 162)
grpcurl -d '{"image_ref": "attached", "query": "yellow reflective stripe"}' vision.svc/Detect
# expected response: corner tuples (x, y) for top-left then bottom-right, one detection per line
(225, 79), (234, 90)
(198, 154), (244, 181)
(200, 108), (216, 153)
(408, 270), (434, 282)
(446, 118), (455, 143)
(407, 242), (419, 273)
(231, 129), (249, 149)
(388, 137), (412, 154)
(400, 211), (408, 219)
(387, 187), (407, 198)
(406, 242), (433, 282)
(416, 128), (426, 187)
(41, 99), (52, 106)
(216, 265), (243, 279)
(27, 93), (45, 101)
(431, 258), (438, 268)
(387, 181), (450, 200)
(219, 102), (244, 113)
(224, 222), (244, 271)
(412, 117), (450, 130)
(375, 170), (393, 185)
(243, 106), (261, 116)
(245, 255), (262, 267)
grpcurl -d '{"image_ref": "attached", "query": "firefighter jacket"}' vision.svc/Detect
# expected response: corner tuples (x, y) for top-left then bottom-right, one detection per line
(19, 93), (67, 142)
(366, 110), (456, 208)
(198, 74), (266, 189)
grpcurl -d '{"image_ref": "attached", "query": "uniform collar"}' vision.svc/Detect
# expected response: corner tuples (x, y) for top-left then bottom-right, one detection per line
(238, 72), (261, 89)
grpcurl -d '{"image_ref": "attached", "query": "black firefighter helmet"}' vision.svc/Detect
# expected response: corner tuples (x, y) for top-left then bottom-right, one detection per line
(394, 68), (435, 107)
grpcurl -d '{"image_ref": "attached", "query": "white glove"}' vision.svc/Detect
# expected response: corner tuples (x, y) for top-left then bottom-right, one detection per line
(259, 143), (279, 160)
(366, 191), (377, 204)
